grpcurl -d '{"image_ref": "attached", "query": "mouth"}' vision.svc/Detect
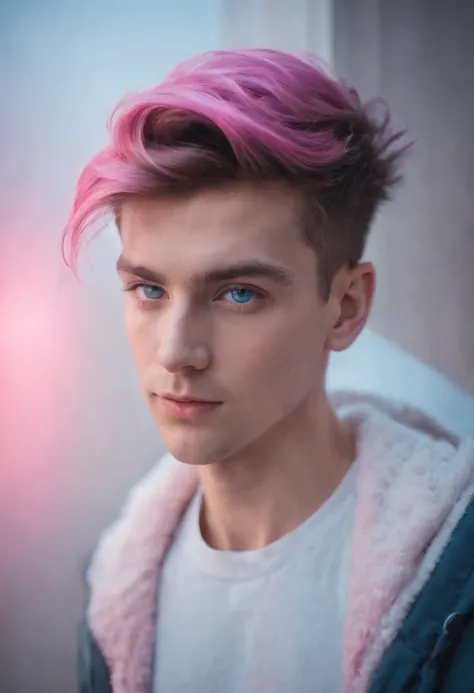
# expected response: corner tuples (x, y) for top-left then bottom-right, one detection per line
(159, 394), (223, 419)
(162, 394), (221, 404)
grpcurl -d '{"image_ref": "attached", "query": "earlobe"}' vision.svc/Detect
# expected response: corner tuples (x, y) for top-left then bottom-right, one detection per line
(327, 313), (367, 352)
(324, 305), (348, 352)
(326, 321), (351, 353)
(327, 328), (356, 353)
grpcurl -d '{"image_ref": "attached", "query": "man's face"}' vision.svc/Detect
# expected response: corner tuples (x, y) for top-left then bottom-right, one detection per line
(118, 182), (335, 465)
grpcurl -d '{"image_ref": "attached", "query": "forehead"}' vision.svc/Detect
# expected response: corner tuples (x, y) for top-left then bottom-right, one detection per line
(119, 182), (312, 272)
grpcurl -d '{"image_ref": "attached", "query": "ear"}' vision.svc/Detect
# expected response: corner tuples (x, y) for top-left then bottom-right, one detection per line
(325, 262), (376, 353)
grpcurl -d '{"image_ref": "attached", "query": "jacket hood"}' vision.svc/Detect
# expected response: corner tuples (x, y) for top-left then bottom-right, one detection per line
(86, 389), (474, 693)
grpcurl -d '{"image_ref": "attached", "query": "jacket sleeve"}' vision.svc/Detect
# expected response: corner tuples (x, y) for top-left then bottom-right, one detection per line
(78, 616), (112, 693)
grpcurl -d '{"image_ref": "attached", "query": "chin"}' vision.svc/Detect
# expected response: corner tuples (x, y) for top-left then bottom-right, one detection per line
(167, 445), (216, 466)
(154, 411), (269, 467)
(158, 430), (230, 467)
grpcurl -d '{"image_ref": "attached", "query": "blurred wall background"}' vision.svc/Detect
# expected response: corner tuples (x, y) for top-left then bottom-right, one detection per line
(0, 1), (473, 692)
(1, 2), (224, 691)
(333, 0), (474, 394)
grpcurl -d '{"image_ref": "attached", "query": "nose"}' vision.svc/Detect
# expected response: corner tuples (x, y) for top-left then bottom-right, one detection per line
(155, 306), (211, 373)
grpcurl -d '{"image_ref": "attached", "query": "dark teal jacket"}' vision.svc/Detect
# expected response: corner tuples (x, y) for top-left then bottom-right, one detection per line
(79, 498), (474, 693)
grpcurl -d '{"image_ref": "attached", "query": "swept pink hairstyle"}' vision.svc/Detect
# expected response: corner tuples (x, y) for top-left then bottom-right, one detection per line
(63, 48), (409, 298)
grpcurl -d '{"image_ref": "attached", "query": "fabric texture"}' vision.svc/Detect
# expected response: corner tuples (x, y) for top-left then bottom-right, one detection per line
(368, 495), (474, 692)
(84, 390), (474, 693)
(153, 460), (358, 692)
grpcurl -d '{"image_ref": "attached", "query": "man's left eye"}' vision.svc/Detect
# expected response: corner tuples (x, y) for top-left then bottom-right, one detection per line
(138, 285), (164, 300)
(223, 287), (257, 304)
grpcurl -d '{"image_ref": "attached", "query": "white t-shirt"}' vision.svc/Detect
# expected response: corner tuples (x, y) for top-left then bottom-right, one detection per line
(154, 461), (358, 693)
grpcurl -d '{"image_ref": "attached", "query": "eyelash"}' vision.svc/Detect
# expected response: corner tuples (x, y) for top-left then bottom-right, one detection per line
(123, 283), (266, 311)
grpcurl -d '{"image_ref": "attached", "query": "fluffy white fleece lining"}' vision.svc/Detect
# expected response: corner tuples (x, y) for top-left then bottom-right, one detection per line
(86, 390), (474, 693)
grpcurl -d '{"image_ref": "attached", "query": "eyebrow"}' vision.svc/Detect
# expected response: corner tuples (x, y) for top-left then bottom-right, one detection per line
(116, 255), (295, 288)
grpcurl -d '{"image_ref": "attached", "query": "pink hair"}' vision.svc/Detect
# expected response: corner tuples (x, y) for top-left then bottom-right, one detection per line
(63, 49), (409, 295)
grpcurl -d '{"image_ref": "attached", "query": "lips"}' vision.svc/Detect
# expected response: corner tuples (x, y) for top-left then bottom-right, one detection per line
(162, 394), (221, 404)
(160, 396), (222, 419)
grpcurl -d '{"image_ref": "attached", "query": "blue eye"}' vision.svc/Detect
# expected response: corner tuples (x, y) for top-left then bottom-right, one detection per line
(225, 287), (256, 304)
(139, 285), (164, 300)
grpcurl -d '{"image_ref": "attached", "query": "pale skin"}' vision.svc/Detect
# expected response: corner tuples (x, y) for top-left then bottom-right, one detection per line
(117, 181), (376, 551)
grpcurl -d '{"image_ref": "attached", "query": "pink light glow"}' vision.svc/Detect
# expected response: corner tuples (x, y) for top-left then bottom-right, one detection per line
(0, 234), (83, 526)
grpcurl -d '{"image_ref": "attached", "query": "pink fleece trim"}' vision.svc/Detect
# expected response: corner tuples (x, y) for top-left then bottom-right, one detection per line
(340, 406), (474, 693)
(86, 390), (474, 693)
(88, 456), (198, 693)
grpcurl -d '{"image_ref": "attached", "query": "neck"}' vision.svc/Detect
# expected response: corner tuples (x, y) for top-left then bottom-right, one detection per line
(197, 390), (356, 551)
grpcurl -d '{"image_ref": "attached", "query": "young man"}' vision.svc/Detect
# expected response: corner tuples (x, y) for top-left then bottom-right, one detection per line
(65, 50), (474, 693)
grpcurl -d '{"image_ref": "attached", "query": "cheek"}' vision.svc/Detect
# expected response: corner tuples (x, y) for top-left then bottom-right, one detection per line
(124, 308), (153, 365)
(222, 312), (326, 401)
